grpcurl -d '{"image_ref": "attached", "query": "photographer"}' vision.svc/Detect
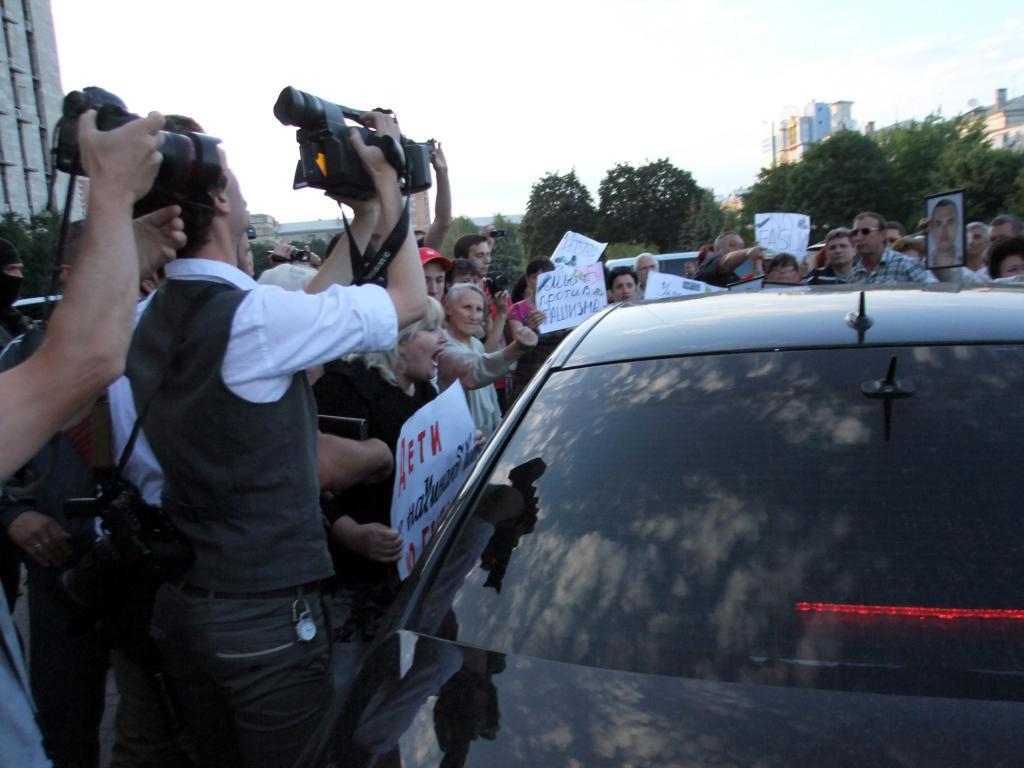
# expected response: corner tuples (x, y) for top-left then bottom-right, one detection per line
(114, 108), (424, 768)
(0, 108), (174, 768)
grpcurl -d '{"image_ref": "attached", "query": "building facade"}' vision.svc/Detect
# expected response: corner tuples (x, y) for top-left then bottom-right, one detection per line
(761, 100), (856, 169)
(0, 0), (73, 218)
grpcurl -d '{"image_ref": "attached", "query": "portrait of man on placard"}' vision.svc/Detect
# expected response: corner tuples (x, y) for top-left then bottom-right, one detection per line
(925, 191), (965, 269)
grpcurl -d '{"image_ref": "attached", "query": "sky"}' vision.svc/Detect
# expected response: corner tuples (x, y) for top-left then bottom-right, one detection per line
(50, 0), (1022, 225)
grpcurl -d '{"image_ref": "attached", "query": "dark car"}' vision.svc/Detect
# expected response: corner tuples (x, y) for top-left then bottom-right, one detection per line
(303, 285), (1024, 767)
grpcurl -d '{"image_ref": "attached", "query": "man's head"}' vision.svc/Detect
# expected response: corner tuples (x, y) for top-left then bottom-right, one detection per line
(454, 234), (491, 278)
(928, 198), (960, 265)
(450, 258), (482, 287)
(419, 247), (452, 301)
(851, 211), (887, 260)
(634, 253), (659, 290)
(714, 231), (745, 256)
(0, 238), (23, 310)
(966, 222), (989, 261)
(885, 220), (906, 248)
(989, 214), (1024, 242)
(824, 227), (854, 269)
(606, 267), (637, 302)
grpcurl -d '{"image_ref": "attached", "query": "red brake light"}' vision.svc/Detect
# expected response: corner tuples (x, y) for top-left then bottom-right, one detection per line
(795, 602), (1024, 621)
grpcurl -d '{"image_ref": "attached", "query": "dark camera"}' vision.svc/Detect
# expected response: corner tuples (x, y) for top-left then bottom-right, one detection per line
(489, 229), (508, 239)
(54, 87), (224, 216)
(485, 274), (509, 294)
(59, 479), (192, 621)
(273, 86), (433, 200)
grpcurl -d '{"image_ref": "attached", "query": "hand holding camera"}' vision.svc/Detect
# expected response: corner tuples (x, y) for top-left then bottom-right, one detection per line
(78, 109), (165, 207)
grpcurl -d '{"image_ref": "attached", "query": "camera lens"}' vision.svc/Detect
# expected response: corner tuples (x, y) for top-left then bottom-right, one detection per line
(274, 87), (324, 129)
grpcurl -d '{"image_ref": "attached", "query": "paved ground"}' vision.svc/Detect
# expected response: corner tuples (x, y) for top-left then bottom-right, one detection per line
(12, 569), (119, 766)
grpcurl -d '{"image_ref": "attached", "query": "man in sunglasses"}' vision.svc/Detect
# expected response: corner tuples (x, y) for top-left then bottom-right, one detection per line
(847, 211), (936, 284)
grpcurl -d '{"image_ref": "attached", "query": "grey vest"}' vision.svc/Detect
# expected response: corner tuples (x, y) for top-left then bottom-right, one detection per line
(126, 278), (330, 592)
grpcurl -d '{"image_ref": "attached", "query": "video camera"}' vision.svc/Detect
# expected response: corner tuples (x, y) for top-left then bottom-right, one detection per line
(273, 86), (433, 200)
(54, 87), (224, 216)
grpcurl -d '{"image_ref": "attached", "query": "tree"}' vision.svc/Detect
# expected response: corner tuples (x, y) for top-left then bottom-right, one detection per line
(875, 114), (963, 229)
(487, 213), (525, 280)
(439, 215), (480, 261)
(740, 162), (799, 238)
(520, 171), (598, 259)
(0, 211), (61, 297)
(597, 159), (699, 251)
(678, 188), (725, 250)
(1003, 166), (1024, 217)
(929, 121), (1024, 223)
(787, 131), (897, 240)
(602, 242), (660, 261)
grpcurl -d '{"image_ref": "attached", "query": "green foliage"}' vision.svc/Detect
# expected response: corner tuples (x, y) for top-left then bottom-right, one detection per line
(250, 239), (276, 278)
(488, 213), (526, 280)
(677, 188), (725, 250)
(929, 121), (1024, 222)
(875, 114), (963, 228)
(603, 242), (660, 261)
(787, 131), (897, 240)
(439, 215), (481, 260)
(0, 211), (62, 297)
(520, 171), (598, 259)
(597, 159), (699, 251)
(743, 162), (798, 216)
(1004, 166), (1024, 217)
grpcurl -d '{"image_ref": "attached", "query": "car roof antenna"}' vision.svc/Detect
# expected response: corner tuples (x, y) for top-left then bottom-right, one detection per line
(861, 355), (915, 441)
(845, 291), (873, 344)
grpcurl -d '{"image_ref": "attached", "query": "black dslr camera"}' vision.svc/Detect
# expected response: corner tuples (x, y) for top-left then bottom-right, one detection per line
(273, 86), (433, 200)
(54, 87), (224, 216)
(60, 479), (193, 621)
(485, 274), (509, 295)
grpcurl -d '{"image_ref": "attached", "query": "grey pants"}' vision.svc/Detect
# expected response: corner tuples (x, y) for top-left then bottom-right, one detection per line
(150, 583), (333, 768)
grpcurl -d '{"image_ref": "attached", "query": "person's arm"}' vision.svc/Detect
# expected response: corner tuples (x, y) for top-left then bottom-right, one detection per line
(349, 112), (426, 328)
(483, 291), (509, 352)
(307, 197), (380, 293)
(438, 328), (537, 390)
(422, 142), (452, 251)
(719, 245), (764, 275)
(0, 110), (166, 481)
(317, 433), (393, 492)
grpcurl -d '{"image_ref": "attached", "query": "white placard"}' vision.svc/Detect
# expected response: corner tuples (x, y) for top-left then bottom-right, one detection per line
(390, 381), (480, 580)
(550, 231), (606, 268)
(644, 271), (723, 299)
(754, 212), (811, 256)
(535, 263), (608, 333)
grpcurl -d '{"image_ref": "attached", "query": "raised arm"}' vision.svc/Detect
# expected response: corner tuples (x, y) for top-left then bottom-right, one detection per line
(0, 110), (167, 480)
(422, 142), (452, 251)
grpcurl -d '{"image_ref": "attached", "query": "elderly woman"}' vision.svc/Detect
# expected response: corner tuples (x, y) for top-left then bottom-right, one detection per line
(442, 282), (537, 437)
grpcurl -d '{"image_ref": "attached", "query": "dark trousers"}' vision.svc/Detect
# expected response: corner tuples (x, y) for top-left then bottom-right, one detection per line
(150, 583), (333, 768)
(27, 564), (109, 768)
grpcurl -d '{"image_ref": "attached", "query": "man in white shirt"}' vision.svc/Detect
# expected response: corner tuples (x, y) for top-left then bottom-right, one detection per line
(114, 111), (425, 767)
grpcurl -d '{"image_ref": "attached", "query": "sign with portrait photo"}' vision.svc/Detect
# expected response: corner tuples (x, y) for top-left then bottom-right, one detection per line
(925, 190), (966, 269)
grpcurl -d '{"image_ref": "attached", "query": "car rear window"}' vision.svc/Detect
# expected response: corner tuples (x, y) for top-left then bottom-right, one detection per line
(410, 345), (1024, 698)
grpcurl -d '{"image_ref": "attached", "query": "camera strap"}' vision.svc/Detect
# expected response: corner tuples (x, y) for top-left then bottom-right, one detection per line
(342, 196), (411, 287)
(116, 283), (225, 477)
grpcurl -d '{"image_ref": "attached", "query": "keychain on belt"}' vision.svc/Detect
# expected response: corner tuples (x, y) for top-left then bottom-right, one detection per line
(292, 599), (317, 642)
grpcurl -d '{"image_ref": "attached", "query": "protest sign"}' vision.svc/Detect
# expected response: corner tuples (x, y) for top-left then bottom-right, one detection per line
(754, 212), (811, 256)
(536, 262), (608, 333)
(390, 381), (480, 580)
(550, 231), (606, 268)
(644, 271), (723, 299)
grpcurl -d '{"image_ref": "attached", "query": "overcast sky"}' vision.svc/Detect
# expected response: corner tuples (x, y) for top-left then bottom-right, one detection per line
(51, 0), (1022, 224)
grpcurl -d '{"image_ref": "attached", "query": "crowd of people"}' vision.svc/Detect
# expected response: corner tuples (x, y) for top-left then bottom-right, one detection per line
(0, 96), (1023, 768)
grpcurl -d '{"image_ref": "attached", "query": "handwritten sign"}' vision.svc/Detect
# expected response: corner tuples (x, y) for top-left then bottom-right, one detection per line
(754, 212), (811, 256)
(644, 271), (722, 299)
(550, 231), (606, 268)
(390, 382), (480, 579)
(536, 263), (608, 333)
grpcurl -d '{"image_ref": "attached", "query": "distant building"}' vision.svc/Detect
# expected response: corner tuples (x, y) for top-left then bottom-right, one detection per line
(762, 100), (856, 168)
(0, 0), (79, 218)
(275, 218), (346, 244)
(983, 88), (1024, 151)
(249, 213), (278, 239)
